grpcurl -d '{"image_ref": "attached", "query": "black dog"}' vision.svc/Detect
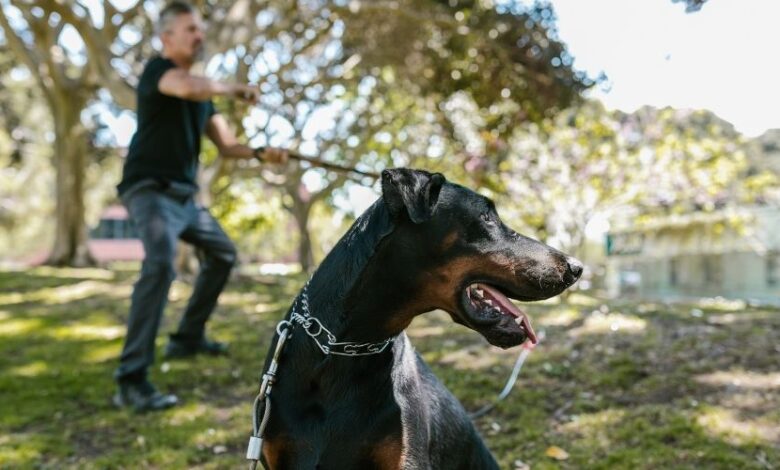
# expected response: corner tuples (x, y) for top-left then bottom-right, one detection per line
(258, 169), (582, 469)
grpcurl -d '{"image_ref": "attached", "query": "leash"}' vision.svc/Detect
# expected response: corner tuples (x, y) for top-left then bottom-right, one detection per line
(253, 144), (380, 181)
(245, 283), (395, 469)
(468, 329), (546, 420)
(288, 152), (380, 180)
(254, 149), (379, 184)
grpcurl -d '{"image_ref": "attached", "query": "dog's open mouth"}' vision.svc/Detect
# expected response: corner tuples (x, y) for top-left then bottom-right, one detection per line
(464, 283), (538, 345)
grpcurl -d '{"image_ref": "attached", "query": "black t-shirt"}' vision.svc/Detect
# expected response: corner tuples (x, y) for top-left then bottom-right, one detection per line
(117, 56), (216, 196)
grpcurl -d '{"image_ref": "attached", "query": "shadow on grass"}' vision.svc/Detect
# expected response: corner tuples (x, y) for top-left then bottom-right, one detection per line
(0, 268), (303, 468)
(446, 298), (780, 469)
(0, 268), (778, 469)
(0, 267), (100, 294)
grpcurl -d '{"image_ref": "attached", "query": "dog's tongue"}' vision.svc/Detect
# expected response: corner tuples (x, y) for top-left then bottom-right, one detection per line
(479, 283), (538, 345)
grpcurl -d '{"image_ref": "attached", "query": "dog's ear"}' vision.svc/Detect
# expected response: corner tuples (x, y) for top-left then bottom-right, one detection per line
(381, 168), (446, 224)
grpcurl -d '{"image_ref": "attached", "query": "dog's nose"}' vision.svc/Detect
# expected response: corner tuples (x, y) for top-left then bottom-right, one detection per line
(566, 257), (584, 278)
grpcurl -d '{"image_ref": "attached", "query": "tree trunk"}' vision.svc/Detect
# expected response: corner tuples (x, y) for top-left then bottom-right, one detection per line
(45, 93), (95, 267)
(292, 202), (315, 274)
(175, 243), (201, 280)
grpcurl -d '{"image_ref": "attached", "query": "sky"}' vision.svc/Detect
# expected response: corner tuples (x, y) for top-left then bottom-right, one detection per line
(550, 0), (780, 137)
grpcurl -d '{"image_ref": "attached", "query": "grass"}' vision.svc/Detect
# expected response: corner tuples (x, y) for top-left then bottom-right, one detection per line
(0, 266), (778, 469)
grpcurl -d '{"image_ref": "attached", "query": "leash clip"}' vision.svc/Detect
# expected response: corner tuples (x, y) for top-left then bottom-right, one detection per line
(247, 321), (293, 469)
(246, 435), (263, 460)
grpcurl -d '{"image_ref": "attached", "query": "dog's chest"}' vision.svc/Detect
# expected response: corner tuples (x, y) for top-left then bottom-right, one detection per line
(263, 422), (404, 470)
(263, 372), (405, 469)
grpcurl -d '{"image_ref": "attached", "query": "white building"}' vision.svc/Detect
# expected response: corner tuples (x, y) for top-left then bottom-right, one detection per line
(605, 206), (780, 302)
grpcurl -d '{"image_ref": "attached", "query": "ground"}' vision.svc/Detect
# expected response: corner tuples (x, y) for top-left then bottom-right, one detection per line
(0, 265), (778, 469)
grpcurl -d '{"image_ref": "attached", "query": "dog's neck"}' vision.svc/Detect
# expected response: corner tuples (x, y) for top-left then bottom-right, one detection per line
(301, 200), (426, 345)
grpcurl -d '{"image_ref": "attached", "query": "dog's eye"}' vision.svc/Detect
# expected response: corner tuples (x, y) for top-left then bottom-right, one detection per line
(480, 213), (496, 226)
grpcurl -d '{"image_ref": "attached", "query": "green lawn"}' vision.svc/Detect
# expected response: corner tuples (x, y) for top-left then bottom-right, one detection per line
(1, 266), (778, 469)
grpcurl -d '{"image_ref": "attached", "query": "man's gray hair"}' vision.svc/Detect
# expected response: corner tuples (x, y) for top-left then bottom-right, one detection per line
(158, 1), (194, 33)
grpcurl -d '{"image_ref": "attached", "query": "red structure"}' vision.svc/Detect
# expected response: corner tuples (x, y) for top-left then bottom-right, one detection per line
(88, 205), (144, 262)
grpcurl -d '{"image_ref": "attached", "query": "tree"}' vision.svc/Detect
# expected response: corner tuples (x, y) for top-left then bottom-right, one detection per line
(619, 106), (775, 218)
(495, 101), (631, 253)
(340, 0), (593, 128)
(0, 46), (56, 257)
(0, 0), (276, 266)
(0, 0), (148, 265)
(201, 0), (595, 269)
(330, 0), (601, 194)
(491, 103), (770, 261)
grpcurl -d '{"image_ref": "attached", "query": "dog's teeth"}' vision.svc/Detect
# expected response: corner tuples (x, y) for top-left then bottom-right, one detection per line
(515, 316), (523, 325)
(476, 289), (484, 297)
(485, 299), (493, 305)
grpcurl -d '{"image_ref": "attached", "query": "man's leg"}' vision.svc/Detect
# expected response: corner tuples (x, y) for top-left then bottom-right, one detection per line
(170, 202), (237, 345)
(115, 191), (187, 383)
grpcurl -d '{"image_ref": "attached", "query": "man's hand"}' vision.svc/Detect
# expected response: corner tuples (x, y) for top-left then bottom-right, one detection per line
(261, 147), (289, 165)
(232, 84), (260, 104)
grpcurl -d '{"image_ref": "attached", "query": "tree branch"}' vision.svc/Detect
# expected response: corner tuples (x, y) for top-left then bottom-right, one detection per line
(0, 3), (55, 105)
(32, 0), (140, 109)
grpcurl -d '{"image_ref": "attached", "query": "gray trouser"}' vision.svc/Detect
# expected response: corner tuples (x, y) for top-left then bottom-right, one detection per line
(115, 187), (236, 382)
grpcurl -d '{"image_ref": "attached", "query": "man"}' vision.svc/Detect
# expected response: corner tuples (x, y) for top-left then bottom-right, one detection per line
(113, 1), (287, 412)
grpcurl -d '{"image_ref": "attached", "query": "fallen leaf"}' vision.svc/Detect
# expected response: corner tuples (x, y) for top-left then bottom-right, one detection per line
(514, 459), (531, 470)
(545, 445), (569, 460)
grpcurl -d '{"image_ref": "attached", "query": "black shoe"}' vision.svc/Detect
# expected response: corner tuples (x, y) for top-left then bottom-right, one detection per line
(113, 380), (178, 412)
(164, 335), (229, 359)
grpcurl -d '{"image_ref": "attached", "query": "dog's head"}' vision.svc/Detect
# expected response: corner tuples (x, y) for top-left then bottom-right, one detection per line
(378, 168), (582, 348)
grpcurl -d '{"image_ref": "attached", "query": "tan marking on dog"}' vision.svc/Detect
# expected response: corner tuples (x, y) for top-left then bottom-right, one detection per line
(371, 435), (404, 469)
(383, 254), (523, 334)
(440, 231), (459, 251)
(423, 255), (516, 308)
(262, 438), (287, 469)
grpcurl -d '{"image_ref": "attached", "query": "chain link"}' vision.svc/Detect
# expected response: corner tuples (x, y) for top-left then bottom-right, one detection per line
(289, 283), (394, 357)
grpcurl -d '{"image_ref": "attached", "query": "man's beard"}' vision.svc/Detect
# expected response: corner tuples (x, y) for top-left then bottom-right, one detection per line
(192, 43), (205, 61)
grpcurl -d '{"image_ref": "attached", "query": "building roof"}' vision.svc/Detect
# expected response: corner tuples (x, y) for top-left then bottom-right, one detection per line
(87, 239), (144, 262)
(100, 205), (129, 219)
(607, 206), (780, 258)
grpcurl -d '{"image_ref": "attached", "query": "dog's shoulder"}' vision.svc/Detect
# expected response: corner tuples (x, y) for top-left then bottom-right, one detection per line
(390, 335), (499, 470)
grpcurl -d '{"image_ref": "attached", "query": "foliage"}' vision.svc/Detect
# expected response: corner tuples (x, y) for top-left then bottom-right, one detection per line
(477, 102), (777, 256)
(1, 267), (778, 468)
(0, 0), (155, 265)
(618, 107), (777, 219)
(494, 101), (631, 251)
(340, 0), (595, 131)
(195, 0), (596, 268)
(0, 53), (131, 261)
(0, 0), (752, 269)
(0, 61), (55, 257)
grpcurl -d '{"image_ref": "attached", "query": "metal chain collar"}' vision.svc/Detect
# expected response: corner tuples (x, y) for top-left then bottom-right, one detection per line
(290, 282), (395, 357)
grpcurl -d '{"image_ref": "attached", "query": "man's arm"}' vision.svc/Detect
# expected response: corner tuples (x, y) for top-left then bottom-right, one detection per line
(205, 114), (288, 164)
(158, 69), (259, 103)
